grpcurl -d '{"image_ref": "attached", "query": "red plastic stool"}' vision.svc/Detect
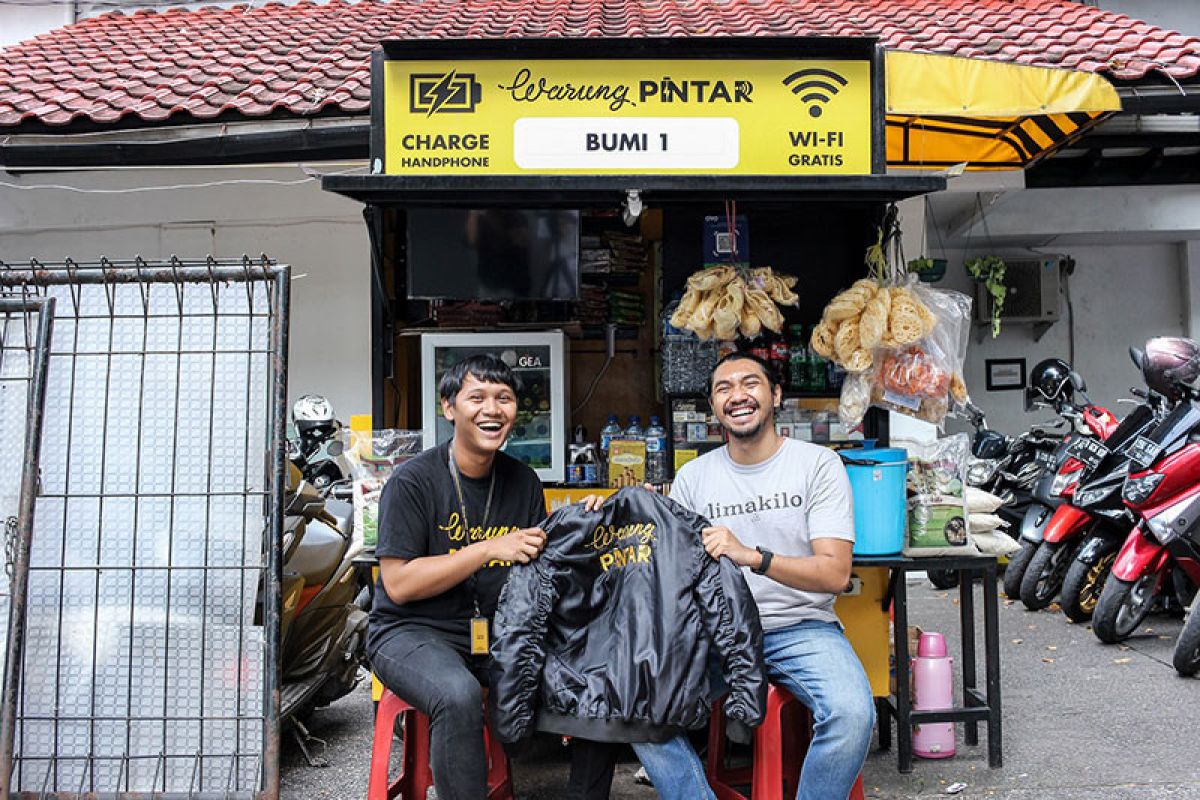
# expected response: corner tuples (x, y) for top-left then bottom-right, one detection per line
(368, 688), (513, 800)
(705, 684), (866, 800)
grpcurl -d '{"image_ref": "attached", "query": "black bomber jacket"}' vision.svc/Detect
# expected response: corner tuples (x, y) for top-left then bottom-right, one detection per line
(489, 487), (766, 744)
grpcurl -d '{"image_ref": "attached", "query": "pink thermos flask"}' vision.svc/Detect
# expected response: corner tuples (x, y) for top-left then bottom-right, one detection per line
(911, 631), (956, 758)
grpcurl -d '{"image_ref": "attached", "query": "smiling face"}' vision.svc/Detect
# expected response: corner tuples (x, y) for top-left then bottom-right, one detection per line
(441, 372), (518, 456)
(710, 356), (782, 441)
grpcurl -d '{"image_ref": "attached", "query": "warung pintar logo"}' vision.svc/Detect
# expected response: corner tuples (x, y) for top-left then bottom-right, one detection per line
(410, 70), (483, 116)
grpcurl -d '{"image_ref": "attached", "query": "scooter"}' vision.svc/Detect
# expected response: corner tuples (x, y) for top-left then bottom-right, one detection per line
(274, 462), (370, 763)
(1174, 597), (1200, 676)
(999, 397), (1118, 603)
(289, 394), (352, 492)
(927, 404), (1063, 590)
(1092, 396), (1200, 643)
(1019, 394), (1159, 615)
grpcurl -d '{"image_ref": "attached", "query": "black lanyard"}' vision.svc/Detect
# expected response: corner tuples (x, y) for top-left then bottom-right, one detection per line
(448, 442), (496, 617)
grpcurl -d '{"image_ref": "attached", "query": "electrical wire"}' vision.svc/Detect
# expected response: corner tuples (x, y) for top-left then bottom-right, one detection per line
(571, 355), (611, 416)
(0, 164), (364, 194)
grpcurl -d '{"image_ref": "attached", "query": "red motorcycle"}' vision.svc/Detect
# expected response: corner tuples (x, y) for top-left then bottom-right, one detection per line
(1093, 339), (1200, 644)
(1013, 400), (1123, 613)
(1175, 592), (1200, 676)
(1019, 396), (1157, 618)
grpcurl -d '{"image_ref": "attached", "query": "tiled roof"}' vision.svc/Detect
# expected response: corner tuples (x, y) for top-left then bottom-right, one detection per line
(2, 0), (1198, 131)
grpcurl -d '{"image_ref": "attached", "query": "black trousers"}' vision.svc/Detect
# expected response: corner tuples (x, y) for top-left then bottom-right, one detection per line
(369, 623), (618, 800)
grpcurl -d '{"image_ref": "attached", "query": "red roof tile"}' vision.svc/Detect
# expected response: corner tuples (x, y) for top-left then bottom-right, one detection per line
(1, 0), (1198, 130)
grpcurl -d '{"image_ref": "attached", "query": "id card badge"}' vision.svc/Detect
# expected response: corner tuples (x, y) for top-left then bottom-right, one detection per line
(470, 617), (490, 655)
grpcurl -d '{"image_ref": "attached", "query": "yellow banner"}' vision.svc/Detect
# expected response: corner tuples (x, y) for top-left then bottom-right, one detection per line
(383, 59), (873, 175)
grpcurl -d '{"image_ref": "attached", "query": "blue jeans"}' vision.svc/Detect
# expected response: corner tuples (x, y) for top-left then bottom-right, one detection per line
(632, 620), (875, 800)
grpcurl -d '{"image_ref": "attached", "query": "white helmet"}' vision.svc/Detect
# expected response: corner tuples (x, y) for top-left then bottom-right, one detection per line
(292, 395), (335, 437)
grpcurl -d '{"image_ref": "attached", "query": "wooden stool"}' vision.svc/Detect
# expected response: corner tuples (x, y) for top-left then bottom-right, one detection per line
(368, 688), (513, 800)
(705, 684), (866, 800)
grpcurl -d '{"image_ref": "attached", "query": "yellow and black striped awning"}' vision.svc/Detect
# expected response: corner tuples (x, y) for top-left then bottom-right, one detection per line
(885, 50), (1122, 170)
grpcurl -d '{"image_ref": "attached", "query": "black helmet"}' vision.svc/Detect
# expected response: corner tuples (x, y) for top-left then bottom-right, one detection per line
(1140, 337), (1200, 400)
(1026, 358), (1074, 409)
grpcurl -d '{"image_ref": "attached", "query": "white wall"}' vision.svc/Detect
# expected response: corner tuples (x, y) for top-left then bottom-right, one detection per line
(1099, 1), (1200, 37)
(0, 4), (73, 49)
(0, 165), (374, 421)
(929, 240), (1184, 437)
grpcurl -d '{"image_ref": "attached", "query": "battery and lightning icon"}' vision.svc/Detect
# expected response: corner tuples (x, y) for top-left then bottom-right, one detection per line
(409, 71), (483, 115)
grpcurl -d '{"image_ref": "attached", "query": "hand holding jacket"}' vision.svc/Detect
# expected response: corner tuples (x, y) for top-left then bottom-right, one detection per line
(490, 487), (766, 744)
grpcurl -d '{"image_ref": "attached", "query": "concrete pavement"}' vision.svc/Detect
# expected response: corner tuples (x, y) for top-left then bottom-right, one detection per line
(281, 577), (1200, 799)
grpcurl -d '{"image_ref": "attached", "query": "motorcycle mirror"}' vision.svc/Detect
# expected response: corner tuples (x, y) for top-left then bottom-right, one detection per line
(327, 440), (345, 457)
(1129, 346), (1145, 371)
(1069, 371), (1087, 393)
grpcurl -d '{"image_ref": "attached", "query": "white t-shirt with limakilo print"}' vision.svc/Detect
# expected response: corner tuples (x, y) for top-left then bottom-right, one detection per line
(669, 438), (855, 630)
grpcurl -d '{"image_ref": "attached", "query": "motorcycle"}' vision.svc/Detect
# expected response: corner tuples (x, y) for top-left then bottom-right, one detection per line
(272, 460), (370, 763)
(925, 404), (1063, 590)
(1018, 393), (1157, 616)
(983, 380), (1118, 601)
(289, 394), (352, 492)
(1092, 394), (1200, 643)
(1174, 597), (1200, 676)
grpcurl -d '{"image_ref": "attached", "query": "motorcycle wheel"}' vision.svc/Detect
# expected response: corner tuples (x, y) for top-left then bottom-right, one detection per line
(1093, 574), (1158, 644)
(1173, 602), (1200, 677)
(1060, 552), (1116, 623)
(1002, 542), (1037, 600)
(1019, 541), (1073, 611)
(928, 569), (960, 590)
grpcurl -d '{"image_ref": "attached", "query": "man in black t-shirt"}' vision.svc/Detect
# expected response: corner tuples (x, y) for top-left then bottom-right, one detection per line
(369, 354), (617, 800)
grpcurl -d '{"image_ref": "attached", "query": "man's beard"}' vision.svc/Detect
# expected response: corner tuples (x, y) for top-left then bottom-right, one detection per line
(727, 417), (769, 440)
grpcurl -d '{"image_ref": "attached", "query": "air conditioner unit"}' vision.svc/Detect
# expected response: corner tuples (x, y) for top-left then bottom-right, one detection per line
(974, 258), (1061, 325)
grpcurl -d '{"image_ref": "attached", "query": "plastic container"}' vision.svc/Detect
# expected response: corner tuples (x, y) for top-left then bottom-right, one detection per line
(911, 631), (956, 758)
(841, 446), (908, 556)
(624, 416), (644, 440)
(645, 416), (668, 484)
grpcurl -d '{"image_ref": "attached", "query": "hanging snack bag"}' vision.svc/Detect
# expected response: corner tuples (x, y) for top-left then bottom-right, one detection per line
(899, 434), (980, 557)
(345, 429), (423, 550)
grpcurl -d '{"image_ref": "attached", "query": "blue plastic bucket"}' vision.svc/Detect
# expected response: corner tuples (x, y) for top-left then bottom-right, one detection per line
(841, 446), (908, 556)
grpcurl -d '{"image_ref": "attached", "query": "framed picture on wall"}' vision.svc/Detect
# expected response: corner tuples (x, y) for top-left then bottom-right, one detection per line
(985, 358), (1027, 391)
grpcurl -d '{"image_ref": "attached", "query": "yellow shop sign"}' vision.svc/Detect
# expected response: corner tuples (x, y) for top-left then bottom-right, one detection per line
(382, 59), (872, 176)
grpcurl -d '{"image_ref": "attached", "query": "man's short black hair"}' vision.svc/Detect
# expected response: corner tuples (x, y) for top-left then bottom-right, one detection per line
(709, 350), (781, 394)
(439, 354), (521, 403)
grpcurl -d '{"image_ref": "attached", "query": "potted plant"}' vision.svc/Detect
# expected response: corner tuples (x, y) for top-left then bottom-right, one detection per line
(907, 256), (946, 283)
(965, 255), (1007, 337)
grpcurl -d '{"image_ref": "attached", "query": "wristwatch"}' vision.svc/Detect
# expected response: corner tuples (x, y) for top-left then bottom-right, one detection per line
(753, 546), (774, 575)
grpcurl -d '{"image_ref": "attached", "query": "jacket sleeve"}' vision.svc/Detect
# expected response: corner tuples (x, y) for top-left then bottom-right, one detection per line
(692, 552), (767, 727)
(489, 557), (559, 743)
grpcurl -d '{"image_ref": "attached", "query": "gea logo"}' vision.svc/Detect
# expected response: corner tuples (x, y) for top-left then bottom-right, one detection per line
(517, 354), (543, 368)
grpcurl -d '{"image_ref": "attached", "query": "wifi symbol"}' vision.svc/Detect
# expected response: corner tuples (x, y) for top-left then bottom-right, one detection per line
(782, 68), (849, 118)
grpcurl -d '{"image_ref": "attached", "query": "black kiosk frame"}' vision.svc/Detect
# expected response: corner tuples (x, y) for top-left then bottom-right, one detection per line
(324, 35), (1001, 775)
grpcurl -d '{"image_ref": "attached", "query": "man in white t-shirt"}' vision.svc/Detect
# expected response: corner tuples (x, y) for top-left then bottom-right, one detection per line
(630, 351), (874, 800)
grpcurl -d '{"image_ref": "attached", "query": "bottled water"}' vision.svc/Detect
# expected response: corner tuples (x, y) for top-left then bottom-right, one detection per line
(645, 416), (668, 484)
(600, 415), (622, 453)
(599, 415), (622, 485)
(624, 415), (644, 439)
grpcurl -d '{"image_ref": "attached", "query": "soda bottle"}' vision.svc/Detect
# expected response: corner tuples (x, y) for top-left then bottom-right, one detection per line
(768, 335), (789, 387)
(645, 416), (668, 484)
(788, 325), (808, 391)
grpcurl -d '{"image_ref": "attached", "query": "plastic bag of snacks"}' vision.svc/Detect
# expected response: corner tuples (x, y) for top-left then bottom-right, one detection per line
(899, 434), (980, 557)
(828, 278), (972, 429)
(344, 429), (423, 549)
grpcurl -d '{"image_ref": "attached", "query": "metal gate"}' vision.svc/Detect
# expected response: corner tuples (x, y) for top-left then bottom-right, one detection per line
(0, 258), (289, 799)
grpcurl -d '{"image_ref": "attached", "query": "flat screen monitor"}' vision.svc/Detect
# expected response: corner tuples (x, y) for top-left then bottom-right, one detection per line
(406, 208), (580, 300)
